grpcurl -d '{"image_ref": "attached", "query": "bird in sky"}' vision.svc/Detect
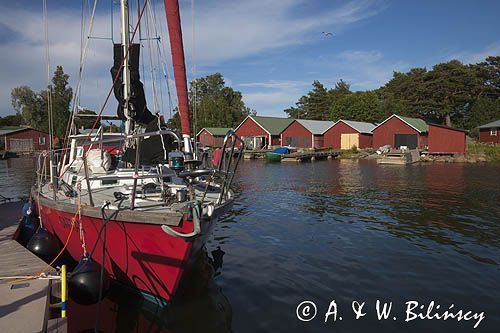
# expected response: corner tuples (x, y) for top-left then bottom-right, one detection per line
(322, 31), (334, 37)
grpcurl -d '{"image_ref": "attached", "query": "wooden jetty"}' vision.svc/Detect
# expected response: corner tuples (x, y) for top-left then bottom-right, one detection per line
(281, 150), (340, 162)
(243, 149), (271, 159)
(0, 201), (65, 333)
(377, 149), (421, 165)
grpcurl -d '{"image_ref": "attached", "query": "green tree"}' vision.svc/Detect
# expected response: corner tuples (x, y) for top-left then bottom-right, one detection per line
(419, 60), (482, 126)
(474, 56), (500, 98)
(167, 73), (253, 134)
(464, 97), (500, 137)
(329, 79), (351, 100)
(11, 86), (47, 130)
(74, 109), (100, 130)
(380, 67), (427, 119)
(0, 114), (24, 126)
(331, 91), (382, 123)
(284, 80), (351, 120)
(11, 66), (72, 138)
(49, 66), (73, 138)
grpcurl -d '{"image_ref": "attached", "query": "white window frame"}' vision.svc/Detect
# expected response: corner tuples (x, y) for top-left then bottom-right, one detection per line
(491, 128), (497, 136)
(39, 136), (46, 145)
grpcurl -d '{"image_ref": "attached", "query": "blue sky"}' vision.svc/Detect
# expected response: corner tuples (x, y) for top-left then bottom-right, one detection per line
(0, 0), (499, 119)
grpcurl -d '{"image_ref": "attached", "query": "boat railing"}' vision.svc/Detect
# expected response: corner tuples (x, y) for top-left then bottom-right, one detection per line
(35, 129), (243, 210)
(215, 130), (245, 205)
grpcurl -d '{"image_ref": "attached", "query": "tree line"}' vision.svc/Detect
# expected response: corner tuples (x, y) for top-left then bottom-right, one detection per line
(167, 73), (254, 133)
(284, 56), (500, 137)
(9, 66), (73, 138)
(6, 69), (251, 139)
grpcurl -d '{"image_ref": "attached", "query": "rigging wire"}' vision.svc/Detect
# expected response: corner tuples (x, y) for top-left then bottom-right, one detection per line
(191, 0), (197, 147)
(145, 0), (160, 114)
(149, 0), (166, 118)
(60, 0), (99, 171)
(155, 0), (174, 119)
(59, 0), (150, 180)
(42, 0), (54, 153)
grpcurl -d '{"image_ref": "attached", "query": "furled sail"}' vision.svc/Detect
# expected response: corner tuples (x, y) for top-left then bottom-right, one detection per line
(110, 43), (155, 126)
(163, 0), (190, 137)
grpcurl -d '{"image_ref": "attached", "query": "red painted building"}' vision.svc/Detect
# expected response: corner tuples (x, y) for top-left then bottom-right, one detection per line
(234, 116), (293, 149)
(428, 124), (467, 154)
(372, 115), (428, 150)
(323, 120), (375, 149)
(280, 119), (334, 148)
(0, 127), (58, 152)
(196, 127), (232, 147)
(478, 119), (500, 144)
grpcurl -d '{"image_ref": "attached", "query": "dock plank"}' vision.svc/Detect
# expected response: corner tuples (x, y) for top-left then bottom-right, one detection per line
(0, 202), (56, 333)
(0, 279), (50, 333)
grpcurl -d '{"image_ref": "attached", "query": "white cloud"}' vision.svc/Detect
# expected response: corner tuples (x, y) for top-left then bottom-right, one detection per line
(240, 80), (311, 116)
(239, 80), (310, 90)
(0, 0), (384, 117)
(314, 49), (410, 90)
(338, 50), (383, 63)
(446, 42), (500, 64)
(180, 0), (384, 65)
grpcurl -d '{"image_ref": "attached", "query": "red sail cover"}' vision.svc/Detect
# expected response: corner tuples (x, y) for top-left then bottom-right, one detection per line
(164, 0), (191, 136)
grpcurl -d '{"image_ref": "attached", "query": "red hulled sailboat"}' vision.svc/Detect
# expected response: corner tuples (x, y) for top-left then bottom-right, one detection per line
(33, 0), (243, 304)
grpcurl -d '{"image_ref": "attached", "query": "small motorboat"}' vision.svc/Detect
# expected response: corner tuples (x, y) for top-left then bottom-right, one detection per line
(266, 147), (292, 162)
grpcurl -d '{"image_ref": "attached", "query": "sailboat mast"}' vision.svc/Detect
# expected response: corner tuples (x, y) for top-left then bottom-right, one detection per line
(120, 0), (133, 136)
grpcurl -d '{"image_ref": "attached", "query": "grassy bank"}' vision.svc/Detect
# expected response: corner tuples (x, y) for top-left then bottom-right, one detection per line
(467, 143), (500, 162)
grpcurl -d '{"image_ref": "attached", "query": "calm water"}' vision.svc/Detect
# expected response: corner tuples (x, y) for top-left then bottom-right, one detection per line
(1, 157), (499, 332)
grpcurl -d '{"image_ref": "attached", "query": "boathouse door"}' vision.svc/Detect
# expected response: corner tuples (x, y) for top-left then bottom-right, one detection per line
(341, 133), (359, 149)
(394, 134), (417, 149)
(9, 138), (33, 152)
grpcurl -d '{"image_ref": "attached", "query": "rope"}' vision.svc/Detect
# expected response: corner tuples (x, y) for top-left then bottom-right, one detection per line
(77, 181), (88, 256)
(11, 203), (86, 284)
(94, 202), (111, 332)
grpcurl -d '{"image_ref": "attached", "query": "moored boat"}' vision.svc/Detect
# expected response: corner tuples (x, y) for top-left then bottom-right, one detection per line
(33, 0), (244, 305)
(265, 147), (292, 162)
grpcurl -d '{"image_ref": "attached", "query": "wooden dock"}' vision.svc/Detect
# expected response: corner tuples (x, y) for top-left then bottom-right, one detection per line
(0, 201), (60, 333)
(281, 150), (340, 162)
(243, 149), (270, 159)
(377, 149), (421, 165)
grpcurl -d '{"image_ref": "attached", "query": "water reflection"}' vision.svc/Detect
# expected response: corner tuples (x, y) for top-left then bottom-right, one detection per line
(69, 250), (232, 333)
(0, 157), (36, 199)
(2, 158), (500, 332)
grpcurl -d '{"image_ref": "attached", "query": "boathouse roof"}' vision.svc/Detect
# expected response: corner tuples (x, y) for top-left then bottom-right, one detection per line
(196, 127), (232, 137)
(0, 126), (28, 136)
(295, 119), (335, 135)
(374, 114), (429, 133)
(247, 116), (294, 135)
(478, 119), (500, 129)
(334, 120), (377, 134)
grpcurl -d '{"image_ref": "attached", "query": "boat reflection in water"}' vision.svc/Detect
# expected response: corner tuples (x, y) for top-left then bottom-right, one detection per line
(69, 248), (231, 333)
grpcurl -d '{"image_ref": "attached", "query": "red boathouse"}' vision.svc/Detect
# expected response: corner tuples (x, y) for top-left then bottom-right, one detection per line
(372, 115), (428, 150)
(323, 120), (376, 149)
(428, 123), (467, 155)
(196, 127), (232, 147)
(280, 119), (334, 148)
(478, 119), (500, 144)
(234, 116), (293, 149)
(0, 126), (57, 152)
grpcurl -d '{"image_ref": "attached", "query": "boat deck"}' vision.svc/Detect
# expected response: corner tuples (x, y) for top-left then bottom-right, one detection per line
(0, 201), (56, 333)
(37, 177), (226, 226)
